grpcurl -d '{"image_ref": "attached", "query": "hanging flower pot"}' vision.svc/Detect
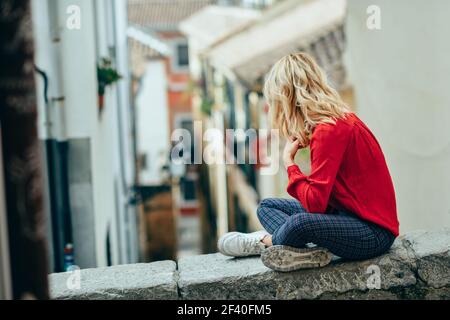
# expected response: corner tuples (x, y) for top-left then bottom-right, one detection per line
(98, 94), (105, 110)
(97, 57), (122, 112)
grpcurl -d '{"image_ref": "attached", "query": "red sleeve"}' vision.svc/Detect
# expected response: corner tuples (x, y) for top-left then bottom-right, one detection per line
(286, 123), (351, 213)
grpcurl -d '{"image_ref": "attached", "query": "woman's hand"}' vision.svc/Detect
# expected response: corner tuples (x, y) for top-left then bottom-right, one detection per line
(283, 138), (300, 169)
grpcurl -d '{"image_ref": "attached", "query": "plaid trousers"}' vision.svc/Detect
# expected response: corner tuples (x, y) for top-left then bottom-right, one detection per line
(257, 198), (395, 260)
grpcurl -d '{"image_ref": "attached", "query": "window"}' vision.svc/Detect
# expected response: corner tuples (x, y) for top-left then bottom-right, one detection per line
(176, 43), (189, 67)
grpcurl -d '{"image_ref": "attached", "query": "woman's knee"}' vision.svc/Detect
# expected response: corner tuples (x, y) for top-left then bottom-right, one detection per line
(289, 213), (317, 235)
(258, 198), (278, 209)
(257, 198), (277, 221)
(256, 202), (270, 224)
(274, 214), (316, 245)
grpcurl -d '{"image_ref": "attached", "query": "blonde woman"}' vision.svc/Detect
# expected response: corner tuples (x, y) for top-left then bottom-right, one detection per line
(218, 53), (399, 272)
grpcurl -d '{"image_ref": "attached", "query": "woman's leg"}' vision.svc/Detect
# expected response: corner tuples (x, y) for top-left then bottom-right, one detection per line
(217, 198), (303, 257)
(272, 211), (395, 260)
(256, 198), (307, 235)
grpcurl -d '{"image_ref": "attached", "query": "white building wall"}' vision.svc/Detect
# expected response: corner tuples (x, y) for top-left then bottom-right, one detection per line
(32, 0), (68, 141)
(136, 61), (170, 185)
(33, 0), (105, 268)
(112, 0), (138, 264)
(346, 0), (450, 233)
(32, 0), (137, 268)
(59, 0), (97, 140)
(91, 0), (137, 265)
(187, 38), (203, 82)
(90, 0), (121, 267)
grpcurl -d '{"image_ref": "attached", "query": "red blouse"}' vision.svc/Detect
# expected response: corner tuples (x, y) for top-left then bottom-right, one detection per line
(287, 113), (399, 236)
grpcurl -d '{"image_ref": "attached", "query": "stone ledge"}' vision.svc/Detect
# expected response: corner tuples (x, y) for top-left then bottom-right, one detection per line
(49, 229), (450, 300)
(400, 230), (450, 289)
(49, 261), (178, 300)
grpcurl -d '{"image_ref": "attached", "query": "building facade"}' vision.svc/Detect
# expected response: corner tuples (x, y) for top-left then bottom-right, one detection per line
(31, 0), (139, 271)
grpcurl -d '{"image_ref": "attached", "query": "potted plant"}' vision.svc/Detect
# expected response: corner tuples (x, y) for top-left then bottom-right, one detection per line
(97, 57), (122, 110)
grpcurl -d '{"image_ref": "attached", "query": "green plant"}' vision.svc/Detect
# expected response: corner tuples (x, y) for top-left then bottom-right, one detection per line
(200, 97), (214, 116)
(97, 58), (122, 96)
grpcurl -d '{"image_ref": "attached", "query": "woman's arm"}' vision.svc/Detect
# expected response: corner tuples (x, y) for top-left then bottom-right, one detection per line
(286, 123), (351, 213)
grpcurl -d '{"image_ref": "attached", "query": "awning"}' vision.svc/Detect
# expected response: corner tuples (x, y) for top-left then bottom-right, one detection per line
(127, 26), (171, 56)
(207, 0), (347, 87)
(127, 26), (170, 77)
(180, 5), (260, 52)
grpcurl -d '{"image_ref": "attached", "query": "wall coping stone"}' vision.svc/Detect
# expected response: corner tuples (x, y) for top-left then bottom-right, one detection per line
(49, 229), (450, 300)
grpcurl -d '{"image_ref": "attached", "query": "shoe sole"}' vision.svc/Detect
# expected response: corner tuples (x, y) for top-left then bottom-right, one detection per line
(261, 245), (332, 272)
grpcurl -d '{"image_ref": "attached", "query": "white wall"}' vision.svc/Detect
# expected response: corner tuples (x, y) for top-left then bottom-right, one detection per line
(33, 0), (108, 268)
(136, 61), (170, 185)
(113, 0), (139, 264)
(91, 0), (137, 265)
(346, 0), (450, 233)
(32, 0), (71, 141)
(90, 0), (122, 267)
(32, 0), (137, 268)
(187, 38), (203, 82)
(59, 0), (98, 140)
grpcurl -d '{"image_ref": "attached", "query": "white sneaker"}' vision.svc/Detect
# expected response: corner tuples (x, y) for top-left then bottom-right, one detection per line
(218, 231), (269, 257)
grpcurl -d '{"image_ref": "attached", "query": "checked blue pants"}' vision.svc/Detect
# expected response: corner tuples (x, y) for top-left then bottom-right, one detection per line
(257, 198), (395, 260)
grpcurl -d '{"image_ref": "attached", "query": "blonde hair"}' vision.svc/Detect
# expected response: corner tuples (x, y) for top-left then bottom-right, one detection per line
(263, 52), (350, 147)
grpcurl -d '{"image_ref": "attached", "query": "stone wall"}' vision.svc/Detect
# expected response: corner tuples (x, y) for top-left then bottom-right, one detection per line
(49, 229), (450, 300)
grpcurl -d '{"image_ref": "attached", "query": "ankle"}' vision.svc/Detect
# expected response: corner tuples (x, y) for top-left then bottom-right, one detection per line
(261, 235), (273, 247)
